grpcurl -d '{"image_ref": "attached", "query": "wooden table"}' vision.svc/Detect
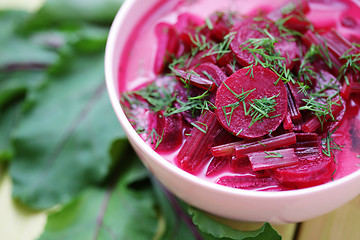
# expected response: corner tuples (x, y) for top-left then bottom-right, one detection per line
(212, 195), (360, 240)
(1, 0), (360, 239)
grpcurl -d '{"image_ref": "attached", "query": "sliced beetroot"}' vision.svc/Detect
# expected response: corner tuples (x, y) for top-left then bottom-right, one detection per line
(174, 69), (217, 92)
(246, 148), (298, 171)
(321, 29), (360, 64)
(173, 81), (216, 124)
(216, 52), (236, 67)
(215, 66), (288, 138)
(176, 110), (222, 174)
(294, 147), (319, 157)
(323, 101), (347, 133)
(267, 0), (311, 34)
(273, 154), (336, 188)
(230, 155), (250, 170)
(224, 62), (241, 76)
(283, 113), (293, 130)
(312, 70), (340, 98)
(267, 0), (310, 22)
(194, 62), (227, 86)
(175, 13), (204, 31)
(229, 18), (297, 68)
(154, 23), (179, 74)
(286, 83), (302, 120)
(204, 11), (242, 42)
(206, 156), (230, 177)
(287, 81), (306, 108)
(185, 49), (217, 69)
(302, 29), (360, 73)
(211, 133), (297, 158)
(292, 133), (320, 149)
(216, 175), (280, 190)
(301, 97), (345, 133)
(295, 132), (318, 142)
(148, 111), (183, 152)
(212, 141), (241, 157)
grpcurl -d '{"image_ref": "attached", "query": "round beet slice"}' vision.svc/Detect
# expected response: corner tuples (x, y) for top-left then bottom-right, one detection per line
(273, 154), (336, 188)
(215, 66), (287, 138)
(194, 62), (227, 86)
(230, 18), (297, 69)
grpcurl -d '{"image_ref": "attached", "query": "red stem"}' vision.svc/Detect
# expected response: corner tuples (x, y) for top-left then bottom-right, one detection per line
(235, 133), (297, 157)
(246, 148), (299, 171)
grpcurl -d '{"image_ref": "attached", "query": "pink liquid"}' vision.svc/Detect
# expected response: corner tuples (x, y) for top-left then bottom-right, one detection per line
(118, 0), (360, 189)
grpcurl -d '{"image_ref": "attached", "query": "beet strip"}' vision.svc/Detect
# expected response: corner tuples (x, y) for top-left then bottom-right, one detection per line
(176, 110), (222, 174)
(283, 113), (294, 131)
(286, 84), (302, 120)
(230, 155), (250, 170)
(235, 133), (297, 158)
(216, 176), (280, 190)
(212, 141), (242, 157)
(206, 156), (230, 176)
(246, 148), (298, 171)
(302, 30), (342, 72)
(267, 0), (310, 22)
(294, 147), (319, 157)
(321, 29), (360, 63)
(295, 132), (318, 142)
(351, 82), (360, 93)
(301, 100), (344, 133)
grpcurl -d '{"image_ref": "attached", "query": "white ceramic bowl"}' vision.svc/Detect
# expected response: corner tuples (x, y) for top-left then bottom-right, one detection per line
(105, 0), (360, 224)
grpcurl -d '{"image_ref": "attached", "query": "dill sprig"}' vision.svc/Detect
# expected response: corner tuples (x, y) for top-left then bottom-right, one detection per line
(165, 88), (215, 118)
(124, 83), (176, 113)
(221, 85), (256, 127)
(322, 129), (343, 158)
(191, 121), (208, 134)
(264, 151), (284, 158)
(240, 36), (297, 86)
(202, 31), (237, 60)
(146, 128), (164, 149)
(299, 96), (342, 128)
(297, 44), (320, 86)
(245, 94), (279, 128)
(188, 33), (212, 56)
(338, 47), (360, 79)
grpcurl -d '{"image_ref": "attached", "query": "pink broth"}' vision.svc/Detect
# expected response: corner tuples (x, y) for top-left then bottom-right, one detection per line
(118, 0), (360, 190)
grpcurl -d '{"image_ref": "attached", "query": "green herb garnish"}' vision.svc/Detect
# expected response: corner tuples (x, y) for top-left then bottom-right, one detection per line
(264, 151), (284, 158)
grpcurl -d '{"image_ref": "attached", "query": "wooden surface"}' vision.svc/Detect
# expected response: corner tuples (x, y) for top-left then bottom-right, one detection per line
(1, 0), (360, 239)
(209, 194), (360, 240)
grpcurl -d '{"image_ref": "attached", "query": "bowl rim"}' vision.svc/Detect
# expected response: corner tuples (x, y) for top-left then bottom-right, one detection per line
(105, 0), (360, 200)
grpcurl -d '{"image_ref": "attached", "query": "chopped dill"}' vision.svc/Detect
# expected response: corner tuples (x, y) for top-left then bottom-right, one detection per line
(321, 129), (343, 158)
(264, 151), (283, 158)
(191, 121), (208, 134)
(146, 128), (164, 149)
(245, 94), (279, 128)
(299, 96), (342, 128)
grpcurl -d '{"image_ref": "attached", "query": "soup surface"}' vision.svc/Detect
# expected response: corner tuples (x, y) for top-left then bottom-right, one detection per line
(119, 0), (360, 190)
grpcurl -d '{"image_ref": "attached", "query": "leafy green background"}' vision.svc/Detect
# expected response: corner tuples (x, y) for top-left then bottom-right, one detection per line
(0, 0), (281, 239)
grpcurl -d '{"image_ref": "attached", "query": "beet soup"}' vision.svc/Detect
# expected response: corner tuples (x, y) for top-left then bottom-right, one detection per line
(118, 0), (360, 191)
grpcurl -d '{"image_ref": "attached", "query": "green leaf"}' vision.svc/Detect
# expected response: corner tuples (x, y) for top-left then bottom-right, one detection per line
(151, 180), (203, 240)
(38, 155), (159, 240)
(9, 46), (126, 209)
(189, 207), (281, 240)
(0, 71), (47, 109)
(25, 0), (124, 28)
(0, 11), (58, 69)
(0, 102), (22, 162)
(0, 10), (29, 41)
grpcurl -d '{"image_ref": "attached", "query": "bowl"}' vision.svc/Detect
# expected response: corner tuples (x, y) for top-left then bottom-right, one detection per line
(105, 0), (360, 224)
